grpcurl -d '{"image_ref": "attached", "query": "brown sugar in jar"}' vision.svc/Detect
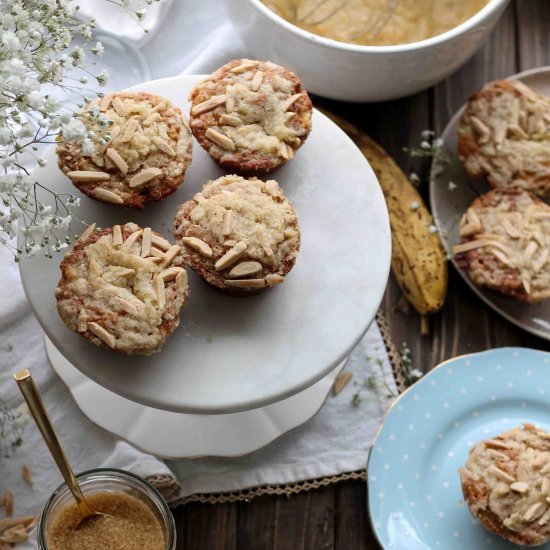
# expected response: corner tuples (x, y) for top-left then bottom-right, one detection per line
(46, 492), (165, 550)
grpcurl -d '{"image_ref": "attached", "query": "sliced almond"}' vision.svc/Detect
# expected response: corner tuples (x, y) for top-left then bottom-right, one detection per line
(143, 112), (162, 126)
(67, 170), (110, 182)
(219, 114), (241, 127)
(150, 99), (168, 113)
(99, 92), (115, 112)
(191, 95), (227, 115)
(230, 60), (259, 74)
(182, 237), (212, 258)
(225, 278), (266, 289)
(129, 167), (163, 188)
(141, 227), (152, 257)
(92, 187), (123, 204)
(228, 261), (262, 279)
(2, 526), (28, 543)
(5, 490), (13, 518)
(264, 180), (279, 196)
(490, 249), (514, 268)
(538, 508), (550, 526)
(112, 224), (123, 246)
(226, 96), (235, 113)
(78, 223), (96, 242)
(281, 93), (303, 112)
(487, 449), (509, 461)
(510, 481), (529, 494)
(162, 244), (182, 266)
(541, 462), (550, 475)
(176, 270), (188, 292)
(159, 266), (185, 282)
(542, 478), (550, 496)
(502, 218), (521, 238)
(154, 276), (166, 310)
(121, 229), (143, 252)
(453, 239), (508, 255)
(251, 71), (263, 91)
(524, 502), (546, 522)
(121, 118), (139, 143)
(88, 322), (116, 348)
(333, 371), (353, 395)
(112, 296), (138, 316)
(459, 222), (481, 238)
(470, 115), (490, 137)
(533, 249), (549, 273)
(485, 439), (509, 450)
(279, 141), (290, 160)
(523, 240), (538, 263)
(0, 516), (34, 533)
(112, 97), (127, 116)
(21, 465), (32, 484)
(265, 273), (285, 286)
(508, 124), (528, 139)
(222, 210), (233, 236)
(77, 310), (88, 333)
(215, 241), (247, 271)
(151, 234), (171, 251)
(205, 128), (235, 151)
(153, 136), (176, 157)
(105, 148), (128, 175)
(487, 464), (515, 483)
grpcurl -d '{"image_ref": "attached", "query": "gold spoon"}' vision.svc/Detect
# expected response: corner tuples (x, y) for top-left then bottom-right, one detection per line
(14, 369), (112, 527)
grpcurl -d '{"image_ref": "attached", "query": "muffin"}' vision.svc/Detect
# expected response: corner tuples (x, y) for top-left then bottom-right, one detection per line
(453, 189), (550, 303)
(460, 424), (550, 546)
(188, 59), (312, 174)
(55, 222), (189, 355)
(458, 80), (550, 198)
(57, 92), (192, 208)
(173, 175), (300, 295)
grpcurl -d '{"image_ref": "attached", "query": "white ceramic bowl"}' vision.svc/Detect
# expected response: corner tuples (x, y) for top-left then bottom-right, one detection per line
(223, 0), (510, 102)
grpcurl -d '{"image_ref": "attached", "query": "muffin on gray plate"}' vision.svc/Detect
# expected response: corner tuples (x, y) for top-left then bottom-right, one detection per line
(173, 174), (300, 296)
(460, 424), (550, 546)
(453, 189), (550, 303)
(57, 91), (192, 208)
(55, 222), (189, 355)
(458, 79), (550, 199)
(188, 59), (312, 175)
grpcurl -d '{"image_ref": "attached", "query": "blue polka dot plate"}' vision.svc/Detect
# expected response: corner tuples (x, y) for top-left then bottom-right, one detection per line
(368, 347), (550, 549)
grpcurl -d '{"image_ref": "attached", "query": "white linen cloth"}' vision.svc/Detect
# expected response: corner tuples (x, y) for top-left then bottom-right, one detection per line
(0, 0), (396, 542)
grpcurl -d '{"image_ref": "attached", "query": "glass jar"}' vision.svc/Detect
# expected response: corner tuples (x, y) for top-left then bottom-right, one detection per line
(37, 468), (176, 549)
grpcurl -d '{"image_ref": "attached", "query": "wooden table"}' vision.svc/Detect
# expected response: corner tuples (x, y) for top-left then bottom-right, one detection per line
(173, 3), (550, 547)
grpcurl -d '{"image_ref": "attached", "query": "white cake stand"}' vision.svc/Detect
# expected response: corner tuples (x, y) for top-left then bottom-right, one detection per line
(46, 336), (347, 458)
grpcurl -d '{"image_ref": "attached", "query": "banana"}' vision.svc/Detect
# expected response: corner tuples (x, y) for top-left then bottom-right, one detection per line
(323, 112), (448, 325)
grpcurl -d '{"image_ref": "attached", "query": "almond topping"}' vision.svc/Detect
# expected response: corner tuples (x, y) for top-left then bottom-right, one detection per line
(113, 224), (123, 246)
(487, 464), (515, 483)
(191, 95), (227, 115)
(215, 241), (247, 271)
(155, 276), (166, 310)
(149, 246), (165, 258)
(333, 371), (352, 396)
(153, 136), (176, 156)
(502, 218), (521, 238)
(533, 249), (549, 273)
(5, 490), (13, 518)
(222, 210), (233, 236)
(226, 96), (235, 113)
(161, 244), (182, 265)
(159, 267), (185, 282)
(279, 142), (290, 160)
(251, 71), (263, 91)
(121, 118), (139, 143)
(141, 227), (152, 257)
(21, 464), (32, 484)
(88, 322), (116, 348)
(176, 270), (188, 292)
(67, 171), (110, 182)
(459, 222), (481, 238)
(281, 93), (303, 112)
(541, 463), (550, 474)
(542, 478), (550, 496)
(470, 115), (490, 136)
(143, 112), (162, 126)
(0, 516), (34, 533)
(508, 124), (528, 139)
(225, 278), (266, 289)
(121, 229), (143, 252)
(485, 439), (509, 450)
(77, 310), (88, 333)
(99, 91), (115, 112)
(182, 237), (213, 258)
(205, 128), (235, 151)
(78, 223), (96, 242)
(523, 240), (538, 263)
(129, 167), (163, 188)
(105, 148), (128, 175)
(265, 273), (285, 286)
(510, 481), (529, 493)
(228, 261), (263, 279)
(92, 187), (124, 204)
(264, 180), (279, 196)
(524, 502), (546, 522)
(230, 60), (259, 73)
(487, 449), (508, 461)
(151, 234), (171, 251)
(112, 296), (138, 316)
(112, 97), (127, 116)
(150, 99), (168, 113)
(219, 114), (241, 127)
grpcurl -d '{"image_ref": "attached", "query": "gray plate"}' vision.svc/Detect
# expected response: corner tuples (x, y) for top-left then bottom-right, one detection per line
(430, 67), (550, 341)
(19, 75), (391, 414)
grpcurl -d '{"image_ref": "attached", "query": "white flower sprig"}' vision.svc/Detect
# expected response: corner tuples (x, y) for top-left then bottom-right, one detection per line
(0, 0), (156, 260)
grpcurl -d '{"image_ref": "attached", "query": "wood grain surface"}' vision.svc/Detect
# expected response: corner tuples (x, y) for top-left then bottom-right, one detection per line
(173, 3), (549, 548)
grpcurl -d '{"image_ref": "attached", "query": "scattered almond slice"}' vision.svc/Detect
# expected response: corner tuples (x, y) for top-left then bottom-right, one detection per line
(78, 223), (96, 243)
(77, 310), (88, 333)
(251, 71), (263, 91)
(151, 234), (171, 251)
(21, 465), (32, 484)
(265, 273), (285, 287)
(524, 502), (546, 522)
(161, 244), (181, 266)
(264, 180), (279, 196)
(105, 148), (128, 175)
(215, 241), (247, 271)
(226, 96), (235, 113)
(111, 296), (138, 317)
(333, 371), (352, 396)
(219, 114), (241, 127)
(191, 95), (227, 115)
(129, 167), (163, 188)
(510, 481), (529, 493)
(225, 278), (266, 289)
(121, 230), (143, 252)
(141, 227), (152, 257)
(153, 136), (176, 157)
(149, 246), (166, 258)
(67, 171), (110, 182)
(487, 464), (515, 483)
(176, 270), (188, 292)
(181, 237), (212, 258)
(150, 99), (168, 113)
(485, 439), (509, 450)
(158, 267), (185, 282)
(88, 322), (116, 348)
(155, 276), (166, 309)
(228, 261), (262, 279)
(281, 93), (303, 112)
(230, 60), (259, 74)
(222, 210), (233, 236)
(0, 515), (34, 533)
(99, 91), (114, 112)
(111, 97), (127, 116)
(205, 128), (235, 151)
(112, 224), (123, 246)
(470, 115), (490, 137)
(92, 187), (123, 204)
(5, 490), (13, 517)
(120, 118), (139, 143)
(143, 112), (162, 126)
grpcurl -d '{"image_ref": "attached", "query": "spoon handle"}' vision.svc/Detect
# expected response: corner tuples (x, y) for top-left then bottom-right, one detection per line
(14, 369), (93, 514)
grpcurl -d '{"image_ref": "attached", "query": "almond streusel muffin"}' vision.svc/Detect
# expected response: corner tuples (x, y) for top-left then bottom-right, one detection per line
(55, 222), (189, 355)
(458, 80), (550, 198)
(453, 189), (550, 303)
(188, 59), (312, 175)
(173, 175), (300, 296)
(460, 424), (550, 546)
(57, 92), (192, 208)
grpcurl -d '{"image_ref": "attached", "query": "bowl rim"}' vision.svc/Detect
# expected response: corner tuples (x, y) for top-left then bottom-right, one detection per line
(241, 0), (509, 53)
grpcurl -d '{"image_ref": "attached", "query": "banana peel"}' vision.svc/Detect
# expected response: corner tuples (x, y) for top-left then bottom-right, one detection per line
(323, 111), (448, 332)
